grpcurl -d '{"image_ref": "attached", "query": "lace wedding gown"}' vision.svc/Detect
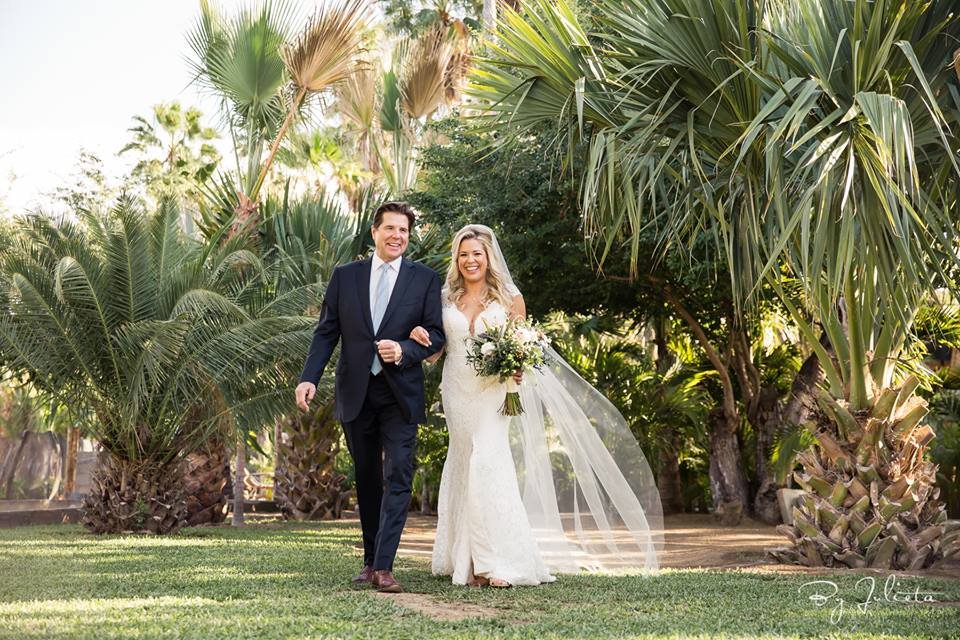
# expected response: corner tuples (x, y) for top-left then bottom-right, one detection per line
(430, 300), (556, 586)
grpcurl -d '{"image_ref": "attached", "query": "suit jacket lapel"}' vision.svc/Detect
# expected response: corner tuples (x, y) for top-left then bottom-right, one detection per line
(356, 258), (374, 335)
(376, 258), (414, 336)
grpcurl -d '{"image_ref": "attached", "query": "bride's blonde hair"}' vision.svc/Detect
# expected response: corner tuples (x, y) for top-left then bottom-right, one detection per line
(444, 225), (515, 310)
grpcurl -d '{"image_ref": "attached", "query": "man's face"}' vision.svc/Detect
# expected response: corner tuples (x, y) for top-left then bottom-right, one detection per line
(371, 211), (410, 261)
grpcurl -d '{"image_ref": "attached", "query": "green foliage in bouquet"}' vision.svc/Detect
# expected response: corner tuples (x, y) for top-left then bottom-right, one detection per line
(465, 318), (548, 415)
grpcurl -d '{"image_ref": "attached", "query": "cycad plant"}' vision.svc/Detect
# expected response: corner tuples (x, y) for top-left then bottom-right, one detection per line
(273, 401), (347, 520)
(0, 202), (317, 533)
(473, 0), (960, 567)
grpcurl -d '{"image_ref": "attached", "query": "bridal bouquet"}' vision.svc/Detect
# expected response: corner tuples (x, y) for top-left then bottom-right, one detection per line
(465, 318), (549, 415)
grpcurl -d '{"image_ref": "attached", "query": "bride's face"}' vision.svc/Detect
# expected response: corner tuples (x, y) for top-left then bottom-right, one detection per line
(457, 238), (488, 285)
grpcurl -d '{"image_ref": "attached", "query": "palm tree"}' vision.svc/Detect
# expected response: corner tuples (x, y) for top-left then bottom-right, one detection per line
(188, 0), (368, 231)
(120, 101), (221, 214)
(186, 0), (369, 522)
(472, 0), (960, 567)
(332, 20), (472, 197)
(0, 201), (317, 533)
(469, 0), (762, 522)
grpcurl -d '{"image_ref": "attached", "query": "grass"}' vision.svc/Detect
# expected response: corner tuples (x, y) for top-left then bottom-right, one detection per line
(0, 519), (958, 639)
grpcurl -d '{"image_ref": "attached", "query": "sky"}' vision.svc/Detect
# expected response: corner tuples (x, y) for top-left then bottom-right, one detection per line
(0, 0), (329, 216)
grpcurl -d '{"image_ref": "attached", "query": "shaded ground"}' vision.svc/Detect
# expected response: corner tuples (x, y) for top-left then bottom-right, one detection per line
(394, 513), (960, 581)
(397, 513), (785, 570)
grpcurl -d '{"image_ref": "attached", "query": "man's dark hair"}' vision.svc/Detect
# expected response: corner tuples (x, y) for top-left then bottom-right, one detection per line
(373, 201), (416, 229)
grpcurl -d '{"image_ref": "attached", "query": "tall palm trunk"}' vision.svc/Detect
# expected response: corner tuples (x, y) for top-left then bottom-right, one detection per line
(653, 318), (684, 514)
(62, 426), (80, 497)
(232, 435), (246, 526)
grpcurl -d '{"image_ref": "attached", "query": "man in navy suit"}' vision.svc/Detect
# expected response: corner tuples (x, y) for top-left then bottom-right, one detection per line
(295, 202), (445, 593)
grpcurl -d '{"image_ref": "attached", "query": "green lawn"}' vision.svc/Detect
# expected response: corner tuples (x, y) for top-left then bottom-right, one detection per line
(0, 520), (957, 639)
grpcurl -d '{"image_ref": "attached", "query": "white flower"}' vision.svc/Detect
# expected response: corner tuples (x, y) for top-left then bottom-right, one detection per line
(480, 342), (496, 356)
(518, 328), (538, 344)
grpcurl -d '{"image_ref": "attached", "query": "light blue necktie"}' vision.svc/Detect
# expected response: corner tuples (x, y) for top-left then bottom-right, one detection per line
(370, 262), (391, 375)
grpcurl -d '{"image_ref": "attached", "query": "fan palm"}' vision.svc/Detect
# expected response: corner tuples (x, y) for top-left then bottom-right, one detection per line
(376, 22), (473, 195)
(188, 0), (296, 194)
(473, 0), (960, 567)
(252, 0), (369, 201)
(0, 201), (317, 533)
(188, 0), (367, 230)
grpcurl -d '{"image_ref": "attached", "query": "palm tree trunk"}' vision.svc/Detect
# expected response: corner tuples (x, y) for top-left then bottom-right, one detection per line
(1, 430), (31, 499)
(250, 86), (308, 203)
(658, 284), (749, 524)
(63, 426), (80, 497)
(232, 435), (246, 526)
(653, 317), (684, 514)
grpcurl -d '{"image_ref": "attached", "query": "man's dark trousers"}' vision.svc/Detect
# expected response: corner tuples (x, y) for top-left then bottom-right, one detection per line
(344, 373), (417, 571)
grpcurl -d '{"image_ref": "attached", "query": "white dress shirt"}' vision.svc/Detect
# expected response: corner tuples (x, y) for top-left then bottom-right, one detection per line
(370, 253), (402, 323)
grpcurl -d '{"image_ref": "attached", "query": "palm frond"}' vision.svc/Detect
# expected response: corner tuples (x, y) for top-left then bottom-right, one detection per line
(281, 0), (368, 93)
(0, 202), (315, 466)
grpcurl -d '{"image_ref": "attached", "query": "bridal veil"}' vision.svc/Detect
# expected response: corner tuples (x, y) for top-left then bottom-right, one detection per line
(454, 224), (664, 574)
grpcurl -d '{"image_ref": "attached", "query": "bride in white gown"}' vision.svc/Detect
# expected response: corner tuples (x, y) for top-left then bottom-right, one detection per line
(411, 224), (663, 587)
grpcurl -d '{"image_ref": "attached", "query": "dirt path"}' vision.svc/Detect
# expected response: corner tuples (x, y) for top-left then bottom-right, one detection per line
(396, 513), (959, 578)
(397, 513), (787, 570)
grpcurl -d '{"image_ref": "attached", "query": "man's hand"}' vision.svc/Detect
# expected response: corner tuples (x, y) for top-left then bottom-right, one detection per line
(295, 381), (317, 412)
(377, 339), (403, 364)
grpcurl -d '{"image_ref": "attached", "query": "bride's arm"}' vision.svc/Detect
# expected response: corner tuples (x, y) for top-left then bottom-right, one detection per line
(510, 294), (526, 321)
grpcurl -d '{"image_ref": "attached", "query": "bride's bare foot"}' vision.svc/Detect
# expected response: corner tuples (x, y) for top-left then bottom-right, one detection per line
(489, 578), (511, 588)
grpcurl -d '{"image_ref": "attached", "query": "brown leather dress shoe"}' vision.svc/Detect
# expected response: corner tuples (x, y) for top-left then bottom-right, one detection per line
(352, 565), (375, 584)
(372, 569), (402, 593)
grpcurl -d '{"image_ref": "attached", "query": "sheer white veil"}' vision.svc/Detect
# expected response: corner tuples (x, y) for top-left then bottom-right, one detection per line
(449, 223), (664, 574)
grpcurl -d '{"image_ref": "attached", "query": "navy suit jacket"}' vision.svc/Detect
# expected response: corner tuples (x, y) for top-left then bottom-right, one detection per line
(299, 257), (446, 424)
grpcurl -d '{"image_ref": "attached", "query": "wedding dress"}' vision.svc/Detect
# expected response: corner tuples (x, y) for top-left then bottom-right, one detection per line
(430, 224), (663, 586)
(431, 299), (556, 585)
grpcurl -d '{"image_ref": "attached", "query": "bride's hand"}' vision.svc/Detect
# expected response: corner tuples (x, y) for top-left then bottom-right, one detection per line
(513, 370), (523, 384)
(410, 326), (431, 347)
